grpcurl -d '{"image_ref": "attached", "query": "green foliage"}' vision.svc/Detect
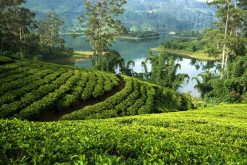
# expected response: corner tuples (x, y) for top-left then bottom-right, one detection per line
(0, 56), (14, 64)
(35, 12), (73, 59)
(198, 77), (247, 104)
(242, 92), (247, 103)
(0, 56), (190, 121)
(206, 0), (247, 78)
(161, 39), (187, 50)
(160, 37), (219, 56)
(95, 50), (124, 73)
(1, 104), (247, 164)
(0, 0), (36, 57)
(193, 70), (218, 98)
(138, 52), (189, 91)
(0, 1), (73, 60)
(24, 0), (214, 33)
(0, 57), (120, 120)
(61, 76), (190, 120)
(230, 56), (247, 77)
(194, 55), (247, 103)
(202, 28), (222, 55)
(83, 0), (126, 66)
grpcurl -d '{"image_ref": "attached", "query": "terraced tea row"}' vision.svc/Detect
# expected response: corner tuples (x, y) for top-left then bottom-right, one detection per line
(61, 76), (190, 120)
(0, 56), (191, 121)
(0, 59), (120, 120)
(0, 55), (14, 64)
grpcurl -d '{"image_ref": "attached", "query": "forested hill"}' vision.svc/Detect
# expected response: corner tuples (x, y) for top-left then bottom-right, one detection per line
(24, 0), (214, 33)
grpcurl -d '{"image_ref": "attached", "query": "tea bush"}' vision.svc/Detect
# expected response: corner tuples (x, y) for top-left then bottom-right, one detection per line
(0, 56), (191, 121)
(0, 104), (246, 164)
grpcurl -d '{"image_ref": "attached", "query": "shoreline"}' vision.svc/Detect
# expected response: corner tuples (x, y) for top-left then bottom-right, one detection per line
(117, 36), (160, 40)
(60, 33), (160, 40)
(151, 47), (221, 61)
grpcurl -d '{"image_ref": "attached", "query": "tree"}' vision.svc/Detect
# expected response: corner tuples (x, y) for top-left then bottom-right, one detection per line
(139, 52), (189, 90)
(95, 50), (124, 72)
(0, 0), (36, 58)
(83, 0), (127, 66)
(35, 12), (68, 59)
(193, 70), (217, 98)
(37, 13), (65, 50)
(206, 0), (247, 79)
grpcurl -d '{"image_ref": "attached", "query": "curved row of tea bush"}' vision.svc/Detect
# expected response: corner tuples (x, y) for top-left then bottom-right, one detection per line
(61, 76), (191, 120)
(0, 56), (191, 121)
(0, 55), (14, 64)
(0, 59), (120, 120)
(1, 104), (247, 164)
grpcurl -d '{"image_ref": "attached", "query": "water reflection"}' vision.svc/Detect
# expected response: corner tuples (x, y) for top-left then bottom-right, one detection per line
(132, 55), (218, 97)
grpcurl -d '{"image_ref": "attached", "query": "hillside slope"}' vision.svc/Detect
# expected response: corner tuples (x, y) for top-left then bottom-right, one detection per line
(24, 0), (214, 32)
(1, 104), (246, 164)
(0, 56), (190, 121)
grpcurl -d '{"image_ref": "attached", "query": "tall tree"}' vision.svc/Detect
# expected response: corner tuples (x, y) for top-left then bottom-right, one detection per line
(83, 0), (127, 66)
(37, 13), (65, 50)
(206, 0), (247, 79)
(35, 12), (66, 59)
(0, 0), (35, 57)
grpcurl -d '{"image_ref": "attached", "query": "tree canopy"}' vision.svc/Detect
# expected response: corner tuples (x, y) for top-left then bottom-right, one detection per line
(83, 0), (126, 66)
(0, 0), (36, 58)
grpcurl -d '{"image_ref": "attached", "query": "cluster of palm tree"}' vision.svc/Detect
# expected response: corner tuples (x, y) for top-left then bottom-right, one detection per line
(138, 52), (189, 90)
(94, 50), (189, 91)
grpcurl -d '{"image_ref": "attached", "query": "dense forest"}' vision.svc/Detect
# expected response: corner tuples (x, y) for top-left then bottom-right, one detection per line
(1, 0), (247, 164)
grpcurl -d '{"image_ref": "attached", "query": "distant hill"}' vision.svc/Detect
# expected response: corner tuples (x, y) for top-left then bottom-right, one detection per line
(24, 0), (214, 32)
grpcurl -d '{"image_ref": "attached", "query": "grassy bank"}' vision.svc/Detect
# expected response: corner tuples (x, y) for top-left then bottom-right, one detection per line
(1, 104), (247, 164)
(151, 47), (221, 61)
(117, 35), (160, 40)
(73, 51), (93, 58)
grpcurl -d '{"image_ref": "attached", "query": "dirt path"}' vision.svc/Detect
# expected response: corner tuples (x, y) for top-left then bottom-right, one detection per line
(36, 77), (125, 122)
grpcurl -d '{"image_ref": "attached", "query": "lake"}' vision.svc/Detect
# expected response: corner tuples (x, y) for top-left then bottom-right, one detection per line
(53, 34), (217, 97)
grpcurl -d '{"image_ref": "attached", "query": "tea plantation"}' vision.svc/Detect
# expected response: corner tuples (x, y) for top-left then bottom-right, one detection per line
(0, 55), (190, 121)
(1, 104), (247, 164)
(1, 55), (246, 164)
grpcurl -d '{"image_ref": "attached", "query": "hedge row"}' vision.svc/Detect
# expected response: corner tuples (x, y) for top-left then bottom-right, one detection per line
(17, 70), (82, 120)
(0, 62), (30, 77)
(0, 69), (53, 96)
(1, 105), (247, 164)
(0, 55), (14, 64)
(0, 71), (74, 118)
(0, 70), (64, 105)
(60, 77), (134, 120)
(0, 57), (190, 121)
(57, 72), (90, 109)
(0, 60), (121, 120)
(0, 67), (36, 84)
(60, 75), (192, 120)
(57, 71), (119, 110)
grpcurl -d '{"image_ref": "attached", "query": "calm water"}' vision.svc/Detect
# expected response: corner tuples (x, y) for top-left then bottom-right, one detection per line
(54, 34), (217, 97)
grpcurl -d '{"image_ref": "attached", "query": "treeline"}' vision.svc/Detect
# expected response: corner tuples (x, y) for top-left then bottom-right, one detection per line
(0, 0), (72, 60)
